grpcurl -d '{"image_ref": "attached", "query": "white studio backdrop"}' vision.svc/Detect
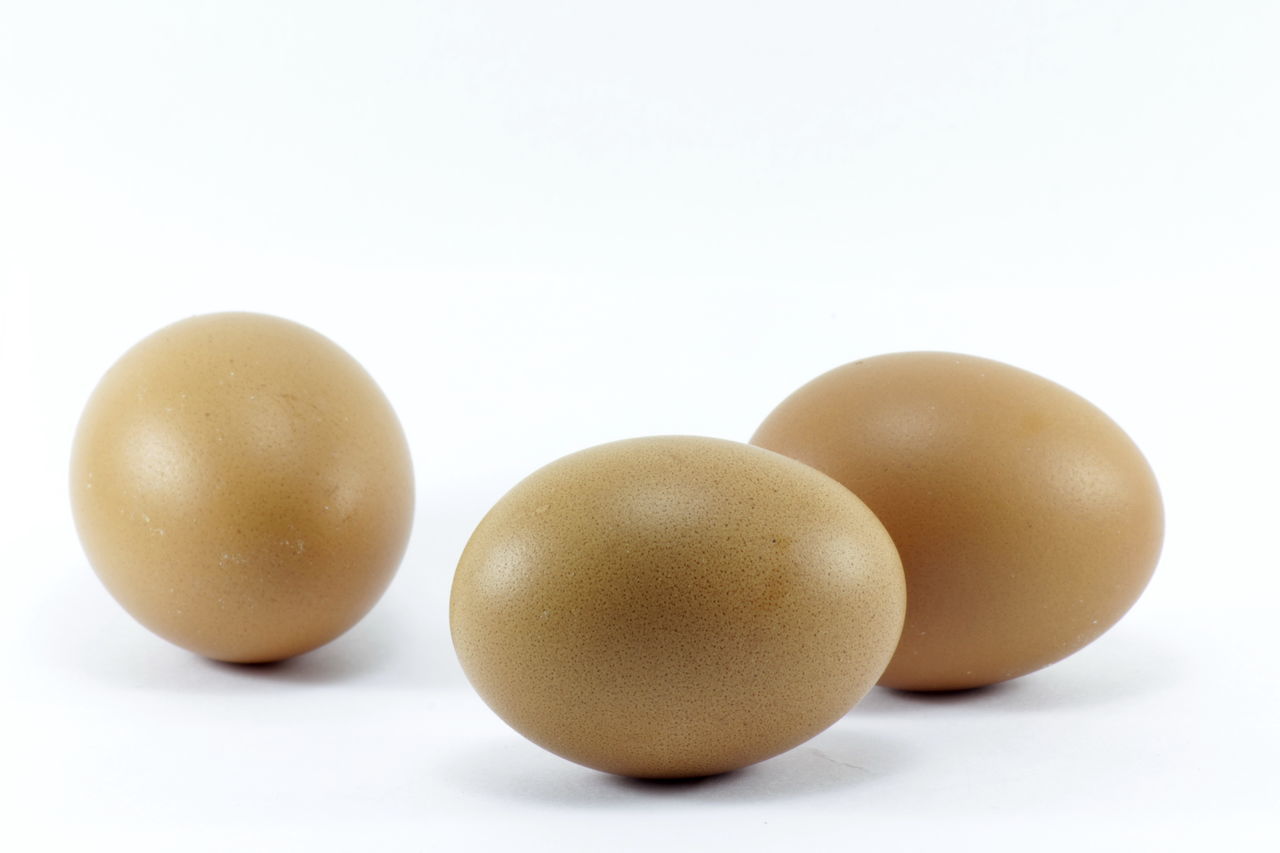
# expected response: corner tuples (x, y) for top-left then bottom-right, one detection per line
(1, 2), (1277, 851)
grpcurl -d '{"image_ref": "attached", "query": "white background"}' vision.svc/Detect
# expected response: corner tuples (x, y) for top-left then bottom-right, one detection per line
(2, 2), (1277, 850)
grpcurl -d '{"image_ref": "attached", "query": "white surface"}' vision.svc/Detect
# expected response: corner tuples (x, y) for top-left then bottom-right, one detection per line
(2, 2), (1278, 850)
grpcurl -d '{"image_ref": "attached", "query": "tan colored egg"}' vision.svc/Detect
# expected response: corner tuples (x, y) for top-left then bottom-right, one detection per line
(450, 435), (905, 778)
(70, 313), (414, 663)
(752, 352), (1164, 692)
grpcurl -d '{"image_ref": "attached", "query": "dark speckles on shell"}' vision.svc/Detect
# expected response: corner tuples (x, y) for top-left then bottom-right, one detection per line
(449, 435), (906, 779)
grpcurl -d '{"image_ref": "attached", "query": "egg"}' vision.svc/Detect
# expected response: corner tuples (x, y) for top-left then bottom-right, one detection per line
(450, 435), (905, 778)
(752, 352), (1164, 691)
(70, 313), (414, 663)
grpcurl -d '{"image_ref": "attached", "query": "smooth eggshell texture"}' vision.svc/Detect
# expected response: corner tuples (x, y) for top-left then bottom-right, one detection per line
(70, 313), (414, 663)
(752, 352), (1163, 691)
(450, 435), (905, 778)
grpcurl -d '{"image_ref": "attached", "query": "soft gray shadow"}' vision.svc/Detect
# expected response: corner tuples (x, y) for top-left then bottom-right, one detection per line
(853, 630), (1185, 716)
(855, 681), (1017, 715)
(440, 726), (909, 807)
(48, 597), (454, 693)
(192, 629), (398, 686)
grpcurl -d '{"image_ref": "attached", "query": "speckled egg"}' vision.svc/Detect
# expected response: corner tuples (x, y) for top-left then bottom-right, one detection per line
(450, 435), (905, 778)
(752, 352), (1164, 691)
(70, 313), (414, 663)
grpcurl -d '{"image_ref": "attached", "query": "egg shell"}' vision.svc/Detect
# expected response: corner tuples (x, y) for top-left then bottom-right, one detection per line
(70, 313), (414, 663)
(752, 352), (1164, 691)
(450, 435), (906, 778)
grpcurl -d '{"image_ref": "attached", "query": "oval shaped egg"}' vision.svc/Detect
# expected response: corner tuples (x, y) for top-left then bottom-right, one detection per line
(450, 435), (905, 778)
(752, 352), (1163, 691)
(70, 313), (414, 663)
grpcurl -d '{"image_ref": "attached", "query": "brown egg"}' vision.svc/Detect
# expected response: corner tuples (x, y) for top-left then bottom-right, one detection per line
(450, 436), (905, 778)
(70, 313), (414, 663)
(752, 352), (1163, 692)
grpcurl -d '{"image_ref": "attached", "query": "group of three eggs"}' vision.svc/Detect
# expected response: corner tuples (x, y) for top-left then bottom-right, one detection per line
(71, 313), (1163, 779)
